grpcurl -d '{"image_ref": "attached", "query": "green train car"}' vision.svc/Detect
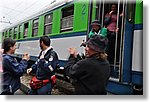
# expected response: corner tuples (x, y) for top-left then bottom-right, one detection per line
(1, 0), (143, 94)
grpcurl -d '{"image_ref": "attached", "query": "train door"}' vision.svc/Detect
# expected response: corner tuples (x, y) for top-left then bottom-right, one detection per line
(91, 0), (126, 81)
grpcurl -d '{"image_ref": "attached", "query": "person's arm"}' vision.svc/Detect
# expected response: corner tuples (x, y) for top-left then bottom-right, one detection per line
(29, 61), (38, 74)
(88, 30), (94, 38)
(4, 57), (28, 77)
(65, 55), (84, 79)
(64, 48), (83, 78)
(27, 52), (42, 74)
(104, 13), (112, 26)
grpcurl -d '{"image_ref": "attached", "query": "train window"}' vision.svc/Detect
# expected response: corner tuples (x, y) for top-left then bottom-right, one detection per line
(61, 5), (74, 32)
(24, 23), (28, 38)
(32, 18), (39, 37)
(9, 29), (12, 38)
(126, 3), (135, 23)
(2, 32), (4, 39)
(18, 25), (22, 39)
(44, 14), (53, 35)
(14, 27), (17, 39)
(7, 30), (9, 38)
(5, 31), (8, 38)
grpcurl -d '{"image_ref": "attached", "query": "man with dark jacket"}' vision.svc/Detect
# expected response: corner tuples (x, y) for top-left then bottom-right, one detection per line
(27, 36), (58, 95)
(65, 35), (110, 95)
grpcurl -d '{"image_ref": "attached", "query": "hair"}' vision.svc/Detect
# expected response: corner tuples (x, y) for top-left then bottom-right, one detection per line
(97, 52), (108, 61)
(39, 36), (51, 46)
(111, 3), (117, 10)
(2, 38), (16, 54)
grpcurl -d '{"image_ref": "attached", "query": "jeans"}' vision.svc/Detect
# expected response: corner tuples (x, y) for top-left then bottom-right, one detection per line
(28, 82), (52, 95)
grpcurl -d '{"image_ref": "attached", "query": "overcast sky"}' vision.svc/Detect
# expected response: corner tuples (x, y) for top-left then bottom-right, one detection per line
(0, 0), (64, 31)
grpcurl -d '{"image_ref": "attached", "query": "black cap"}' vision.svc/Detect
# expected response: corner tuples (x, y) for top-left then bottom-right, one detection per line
(86, 35), (108, 52)
(91, 20), (101, 26)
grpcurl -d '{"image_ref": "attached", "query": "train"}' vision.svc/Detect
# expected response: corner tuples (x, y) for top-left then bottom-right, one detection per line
(0, 0), (143, 95)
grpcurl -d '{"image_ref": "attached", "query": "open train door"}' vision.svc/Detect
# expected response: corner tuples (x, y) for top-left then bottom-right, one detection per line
(89, 0), (126, 82)
(89, 0), (142, 93)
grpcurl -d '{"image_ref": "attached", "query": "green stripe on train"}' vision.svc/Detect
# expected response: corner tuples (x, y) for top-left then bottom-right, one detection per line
(73, 1), (89, 32)
(135, 0), (143, 24)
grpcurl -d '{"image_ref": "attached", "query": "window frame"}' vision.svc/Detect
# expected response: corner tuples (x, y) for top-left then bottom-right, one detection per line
(60, 4), (74, 32)
(18, 25), (22, 39)
(24, 23), (28, 38)
(44, 13), (53, 35)
(9, 29), (12, 38)
(2, 32), (5, 39)
(14, 27), (17, 39)
(32, 18), (39, 37)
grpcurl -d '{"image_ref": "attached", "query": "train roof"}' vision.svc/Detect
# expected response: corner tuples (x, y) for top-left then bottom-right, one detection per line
(2, 0), (73, 31)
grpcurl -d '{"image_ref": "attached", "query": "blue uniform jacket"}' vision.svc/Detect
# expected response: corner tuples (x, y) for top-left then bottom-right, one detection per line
(31, 48), (58, 80)
(2, 54), (28, 93)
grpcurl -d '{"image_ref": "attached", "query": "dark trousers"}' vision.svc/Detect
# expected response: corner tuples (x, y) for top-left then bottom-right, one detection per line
(0, 85), (14, 95)
(28, 82), (52, 95)
(106, 31), (121, 64)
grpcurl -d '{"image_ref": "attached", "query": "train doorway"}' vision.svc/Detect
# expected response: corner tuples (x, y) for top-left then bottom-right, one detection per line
(91, 0), (126, 80)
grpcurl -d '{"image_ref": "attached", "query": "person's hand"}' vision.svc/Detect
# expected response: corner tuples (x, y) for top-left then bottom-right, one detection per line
(80, 40), (86, 47)
(109, 10), (114, 15)
(27, 68), (32, 74)
(115, 28), (119, 33)
(120, 12), (123, 16)
(0, 49), (4, 54)
(22, 52), (30, 61)
(67, 48), (78, 58)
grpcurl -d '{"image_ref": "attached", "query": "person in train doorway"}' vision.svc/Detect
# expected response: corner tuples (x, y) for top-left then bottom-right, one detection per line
(89, 20), (108, 39)
(65, 35), (110, 95)
(104, 4), (123, 64)
(88, 20), (101, 38)
(27, 36), (59, 95)
(1, 38), (30, 95)
(81, 20), (108, 47)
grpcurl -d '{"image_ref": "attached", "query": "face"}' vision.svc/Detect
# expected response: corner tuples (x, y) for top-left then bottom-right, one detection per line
(111, 4), (116, 12)
(10, 43), (17, 54)
(85, 45), (97, 57)
(40, 41), (44, 51)
(92, 25), (100, 32)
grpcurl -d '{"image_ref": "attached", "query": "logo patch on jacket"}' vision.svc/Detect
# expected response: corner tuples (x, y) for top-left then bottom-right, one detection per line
(48, 65), (53, 71)
(49, 56), (53, 61)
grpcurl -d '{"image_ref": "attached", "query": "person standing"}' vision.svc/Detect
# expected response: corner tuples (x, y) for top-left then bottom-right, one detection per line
(65, 35), (110, 95)
(104, 4), (123, 64)
(104, 4), (118, 64)
(1, 38), (30, 95)
(27, 36), (58, 95)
